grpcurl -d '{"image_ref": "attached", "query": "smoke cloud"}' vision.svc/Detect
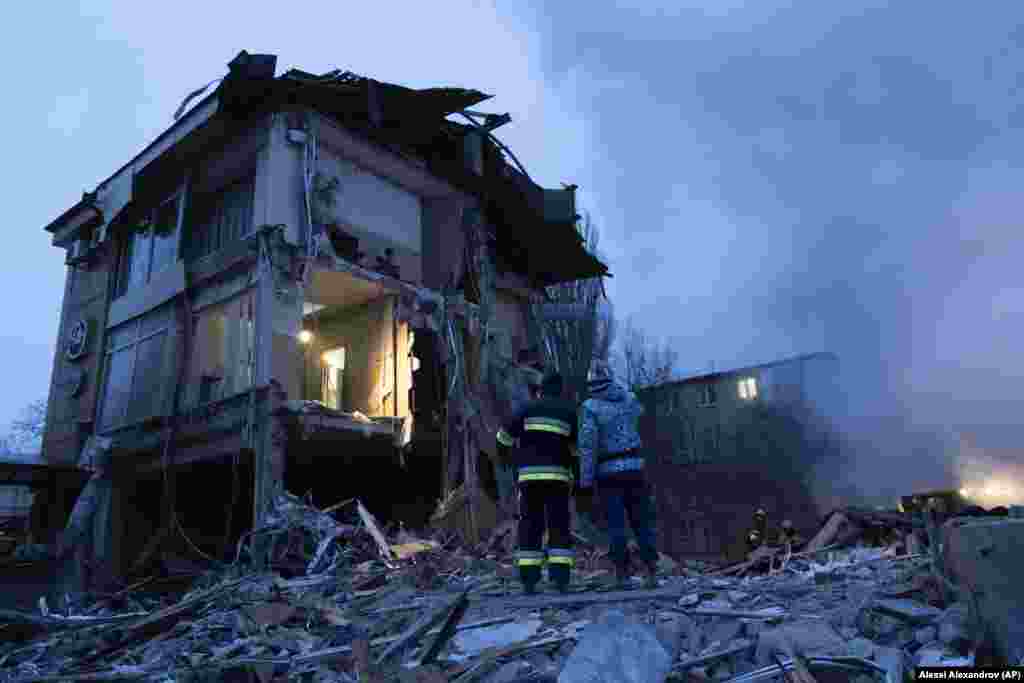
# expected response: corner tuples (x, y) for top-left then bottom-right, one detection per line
(521, 2), (1024, 507)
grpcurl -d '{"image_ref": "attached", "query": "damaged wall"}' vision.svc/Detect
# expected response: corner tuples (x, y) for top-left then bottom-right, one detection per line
(316, 146), (423, 285)
(43, 259), (112, 467)
(183, 289), (256, 408)
(301, 296), (411, 420)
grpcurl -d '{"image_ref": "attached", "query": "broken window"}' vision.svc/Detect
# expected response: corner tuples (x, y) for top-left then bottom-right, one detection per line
(698, 383), (717, 407)
(115, 194), (183, 298)
(738, 376), (758, 400)
(185, 175), (255, 262)
(98, 305), (173, 432)
(186, 292), (256, 407)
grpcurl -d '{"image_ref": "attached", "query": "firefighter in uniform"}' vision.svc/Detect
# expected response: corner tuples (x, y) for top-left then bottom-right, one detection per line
(746, 508), (768, 552)
(496, 372), (578, 594)
(778, 519), (802, 548)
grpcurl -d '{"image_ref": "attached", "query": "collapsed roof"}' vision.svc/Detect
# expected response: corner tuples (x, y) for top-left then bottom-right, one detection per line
(45, 51), (609, 287)
(214, 52), (609, 287)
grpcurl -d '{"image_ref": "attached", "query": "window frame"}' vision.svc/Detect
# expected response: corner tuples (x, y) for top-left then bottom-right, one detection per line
(184, 173), (256, 263)
(185, 291), (257, 408)
(114, 189), (186, 299)
(97, 306), (173, 432)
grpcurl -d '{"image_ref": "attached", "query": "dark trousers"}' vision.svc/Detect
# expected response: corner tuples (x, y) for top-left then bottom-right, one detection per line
(516, 480), (573, 588)
(600, 471), (658, 569)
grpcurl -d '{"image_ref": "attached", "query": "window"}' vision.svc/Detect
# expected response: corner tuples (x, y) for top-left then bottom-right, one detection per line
(98, 305), (173, 431)
(187, 293), (256, 406)
(698, 383), (717, 407)
(738, 376), (758, 400)
(115, 195), (183, 298)
(186, 176), (255, 261)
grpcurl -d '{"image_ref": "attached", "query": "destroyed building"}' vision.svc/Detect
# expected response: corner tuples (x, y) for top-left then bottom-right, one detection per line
(32, 51), (607, 587)
(636, 352), (840, 561)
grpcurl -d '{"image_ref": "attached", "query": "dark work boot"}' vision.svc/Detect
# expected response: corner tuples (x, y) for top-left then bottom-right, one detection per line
(613, 565), (630, 590)
(643, 562), (659, 590)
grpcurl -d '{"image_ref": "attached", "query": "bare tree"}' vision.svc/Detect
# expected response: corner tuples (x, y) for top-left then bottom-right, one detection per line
(616, 316), (679, 391)
(530, 213), (612, 404)
(3, 399), (46, 457)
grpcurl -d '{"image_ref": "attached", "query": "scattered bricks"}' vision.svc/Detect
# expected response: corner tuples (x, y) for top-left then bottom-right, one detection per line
(942, 518), (1024, 664)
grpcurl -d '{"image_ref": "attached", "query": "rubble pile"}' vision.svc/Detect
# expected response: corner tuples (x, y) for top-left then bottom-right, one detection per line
(0, 501), (1001, 682)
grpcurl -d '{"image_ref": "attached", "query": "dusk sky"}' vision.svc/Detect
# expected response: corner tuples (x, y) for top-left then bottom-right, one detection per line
(3, 2), (1023, 500)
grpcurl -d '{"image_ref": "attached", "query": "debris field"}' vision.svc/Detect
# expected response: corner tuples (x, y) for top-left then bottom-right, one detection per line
(0, 493), (1005, 682)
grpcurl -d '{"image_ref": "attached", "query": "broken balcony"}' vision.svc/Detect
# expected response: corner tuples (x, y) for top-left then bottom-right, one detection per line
(279, 264), (442, 526)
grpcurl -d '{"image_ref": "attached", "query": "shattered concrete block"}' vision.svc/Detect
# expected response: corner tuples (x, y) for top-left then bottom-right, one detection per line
(846, 637), (877, 660)
(654, 615), (688, 660)
(486, 661), (531, 683)
(742, 620), (764, 639)
(875, 646), (909, 683)
(558, 610), (673, 683)
(937, 603), (970, 648)
(678, 593), (700, 608)
(914, 625), (938, 646)
(917, 647), (975, 668)
(754, 620), (848, 664)
(706, 619), (744, 648)
(454, 620), (542, 657)
(942, 519), (1024, 665)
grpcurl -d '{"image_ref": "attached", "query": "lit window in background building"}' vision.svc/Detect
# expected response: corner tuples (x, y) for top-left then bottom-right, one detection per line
(738, 376), (758, 400)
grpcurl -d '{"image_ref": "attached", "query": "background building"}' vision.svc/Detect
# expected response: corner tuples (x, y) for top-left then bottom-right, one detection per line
(635, 352), (840, 560)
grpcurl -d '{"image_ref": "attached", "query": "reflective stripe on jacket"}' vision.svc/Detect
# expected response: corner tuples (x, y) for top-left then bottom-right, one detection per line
(496, 396), (579, 485)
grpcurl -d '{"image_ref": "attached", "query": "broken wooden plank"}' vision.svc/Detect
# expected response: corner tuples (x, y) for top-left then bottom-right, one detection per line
(419, 590), (470, 664)
(375, 591), (469, 668)
(73, 578), (244, 666)
(676, 641), (756, 671)
(676, 607), (787, 620)
(449, 636), (575, 683)
(292, 615), (521, 669)
(805, 513), (852, 553)
(495, 584), (683, 611)
(0, 609), (146, 630)
(358, 499), (396, 561)
(872, 598), (942, 624)
(776, 637), (820, 683)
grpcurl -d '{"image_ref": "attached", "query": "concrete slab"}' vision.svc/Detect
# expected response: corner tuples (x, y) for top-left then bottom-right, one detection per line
(942, 518), (1024, 664)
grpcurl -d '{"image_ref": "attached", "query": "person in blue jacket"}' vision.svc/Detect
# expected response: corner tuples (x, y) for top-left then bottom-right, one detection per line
(575, 360), (659, 589)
